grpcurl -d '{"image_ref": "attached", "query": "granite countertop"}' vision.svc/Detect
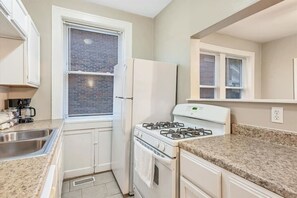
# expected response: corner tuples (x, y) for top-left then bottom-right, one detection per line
(0, 119), (64, 198)
(179, 124), (297, 197)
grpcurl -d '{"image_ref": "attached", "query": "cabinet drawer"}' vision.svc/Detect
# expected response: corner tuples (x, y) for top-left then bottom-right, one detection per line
(227, 175), (283, 198)
(11, 0), (28, 36)
(0, 0), (12, 15)
(181, 150), (222, 198)
(180, 176), (211, 198)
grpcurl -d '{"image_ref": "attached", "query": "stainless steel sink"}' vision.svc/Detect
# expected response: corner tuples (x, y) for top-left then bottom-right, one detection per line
(0, 139), (46, 158)
(0, 128), (58, 161)
(0, 129), (53, 143)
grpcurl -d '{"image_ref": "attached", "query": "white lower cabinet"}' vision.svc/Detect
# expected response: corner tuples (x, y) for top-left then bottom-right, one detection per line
(226, 175), (282, 198)
(64, 129), (94, 178)
(63, 128), (112, 179)
(41, 136), (63, 198)
(95, 129), (112, 173)
(180, 176), (211, 198)
(180, 150), (283, 198)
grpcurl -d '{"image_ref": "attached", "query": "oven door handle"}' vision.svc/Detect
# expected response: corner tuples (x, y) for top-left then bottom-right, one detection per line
(135, 138), (173, 165)
(152, 152), (172, 165)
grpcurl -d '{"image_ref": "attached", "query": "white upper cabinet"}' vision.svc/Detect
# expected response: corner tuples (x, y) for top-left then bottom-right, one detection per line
(0, 0), (27, 39)
(27, 17), (40, 86)
(11, 0), (28, 36)
(0, 0), (40, 87)
(0, 0), (12, 15)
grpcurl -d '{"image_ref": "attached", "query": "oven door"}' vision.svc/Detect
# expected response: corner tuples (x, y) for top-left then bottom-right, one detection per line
(133, 138), (177, 198)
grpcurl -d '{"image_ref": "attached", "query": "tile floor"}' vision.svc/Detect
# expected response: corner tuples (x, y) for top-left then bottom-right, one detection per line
(62, 171), (124, 198)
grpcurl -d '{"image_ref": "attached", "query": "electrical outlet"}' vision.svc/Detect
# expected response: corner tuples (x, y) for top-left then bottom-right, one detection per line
(271, 107), (283, 123)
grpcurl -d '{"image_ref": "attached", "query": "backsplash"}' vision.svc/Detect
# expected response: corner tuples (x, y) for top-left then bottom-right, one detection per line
(0, 86), (9, 110)
(232, 123), (297, 147)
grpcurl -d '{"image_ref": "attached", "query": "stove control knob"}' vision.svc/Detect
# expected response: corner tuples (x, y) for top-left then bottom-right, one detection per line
(159, 143), (165, 151)
(156, 141), (160, 148)
(139, 133), (143, 138)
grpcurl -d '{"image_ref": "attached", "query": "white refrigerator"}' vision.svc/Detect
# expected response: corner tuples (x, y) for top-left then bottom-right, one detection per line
(111, 58), (177, 195)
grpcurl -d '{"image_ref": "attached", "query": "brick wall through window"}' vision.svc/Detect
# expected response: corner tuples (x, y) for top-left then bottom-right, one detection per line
(67, 27), (118, 116)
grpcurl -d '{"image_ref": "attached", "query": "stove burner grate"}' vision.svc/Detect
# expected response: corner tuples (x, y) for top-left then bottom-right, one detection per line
(160, 127), (213, 140)
(142, 122), (184, 130)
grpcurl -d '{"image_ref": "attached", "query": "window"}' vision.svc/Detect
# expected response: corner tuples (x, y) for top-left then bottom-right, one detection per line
(65, 25), (119, 117)
(52, 6), (132, 119)
(225, 57), (243, 99)
(200, 53), (217, 99)
(192, 41), (255, 100)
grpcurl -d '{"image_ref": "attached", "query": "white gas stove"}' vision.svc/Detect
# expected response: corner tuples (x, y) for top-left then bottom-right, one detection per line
(134, 103), (230, 157)
(133, 104), (230, 198)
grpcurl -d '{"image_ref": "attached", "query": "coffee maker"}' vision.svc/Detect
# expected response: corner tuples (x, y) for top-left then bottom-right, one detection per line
(5, 98), (36, 123)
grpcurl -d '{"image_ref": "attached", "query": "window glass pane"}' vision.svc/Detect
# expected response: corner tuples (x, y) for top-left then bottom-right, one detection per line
(200, 54), (215, 86)
(69, 28), (118, 73)
(200, 88), (215, 99)
(68, 74), (113, 116)
(226, 89), (241, 99)
(225, 57), (242, 87)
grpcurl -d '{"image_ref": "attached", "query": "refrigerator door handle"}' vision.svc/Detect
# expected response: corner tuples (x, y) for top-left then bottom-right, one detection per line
(116, 96), (133, 100)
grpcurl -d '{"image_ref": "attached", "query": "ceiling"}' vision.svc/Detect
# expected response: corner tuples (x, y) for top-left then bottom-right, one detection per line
(85, 0), (172, 18)
(218, 0), (297, 43)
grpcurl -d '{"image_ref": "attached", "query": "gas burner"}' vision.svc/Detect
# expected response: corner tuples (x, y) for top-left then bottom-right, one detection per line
(160, 127), (212, 140)
(142, 122), (184, 130)
(179, 127), (213, 137)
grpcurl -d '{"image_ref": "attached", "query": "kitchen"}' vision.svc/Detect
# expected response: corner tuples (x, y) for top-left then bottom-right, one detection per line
(0, 0), (297, 198)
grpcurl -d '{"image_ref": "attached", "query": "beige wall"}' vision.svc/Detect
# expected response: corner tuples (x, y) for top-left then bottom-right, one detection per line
(201, 33), (262, 98)
(195, 101), (297, 132)
(0, 86), (9, 110)
(154, 0), (258, 103)
(7, 0), (154, 120)
(154, 0), (297, 132)
(261, 34), (297, 99)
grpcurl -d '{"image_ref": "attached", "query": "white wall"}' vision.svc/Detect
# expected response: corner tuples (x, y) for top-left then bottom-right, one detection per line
(261, 34), (297, 99)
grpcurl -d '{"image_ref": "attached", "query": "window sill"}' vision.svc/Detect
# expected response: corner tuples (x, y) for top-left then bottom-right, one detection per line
(187, 98), (297, 104)
(65, 115), (113, 124)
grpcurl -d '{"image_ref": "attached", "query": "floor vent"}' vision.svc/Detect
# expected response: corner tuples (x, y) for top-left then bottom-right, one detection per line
(73, 177), (95, 186)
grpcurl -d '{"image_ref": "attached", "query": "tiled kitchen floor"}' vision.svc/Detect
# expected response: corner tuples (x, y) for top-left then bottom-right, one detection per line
(62, 171), (126, 198)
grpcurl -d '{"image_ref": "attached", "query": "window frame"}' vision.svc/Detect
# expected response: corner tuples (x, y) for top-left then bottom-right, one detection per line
(64, 25), (118, 118)
(191, 39), (255, 100)
(199, 52), (220, 99)
(52, 6), (132, 120)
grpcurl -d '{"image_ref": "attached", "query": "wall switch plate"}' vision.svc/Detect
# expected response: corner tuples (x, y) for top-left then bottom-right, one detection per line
(271, 107), (283, 123)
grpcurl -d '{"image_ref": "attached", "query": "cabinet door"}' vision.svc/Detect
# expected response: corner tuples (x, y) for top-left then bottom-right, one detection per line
(227, 176), (282, 198)
(41, 165), (56, 198)
(63, 129), (95, 179)
(181, 150), (222, 198)
(0, 0), (12, 15)
(55, 138), (63, 198)
(95, 129), (112, 173)
(11, 0), (28, 36)
(0, 37), (24, 85)
(26, 17), (40, 86)
(180, 176), (212, 198)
